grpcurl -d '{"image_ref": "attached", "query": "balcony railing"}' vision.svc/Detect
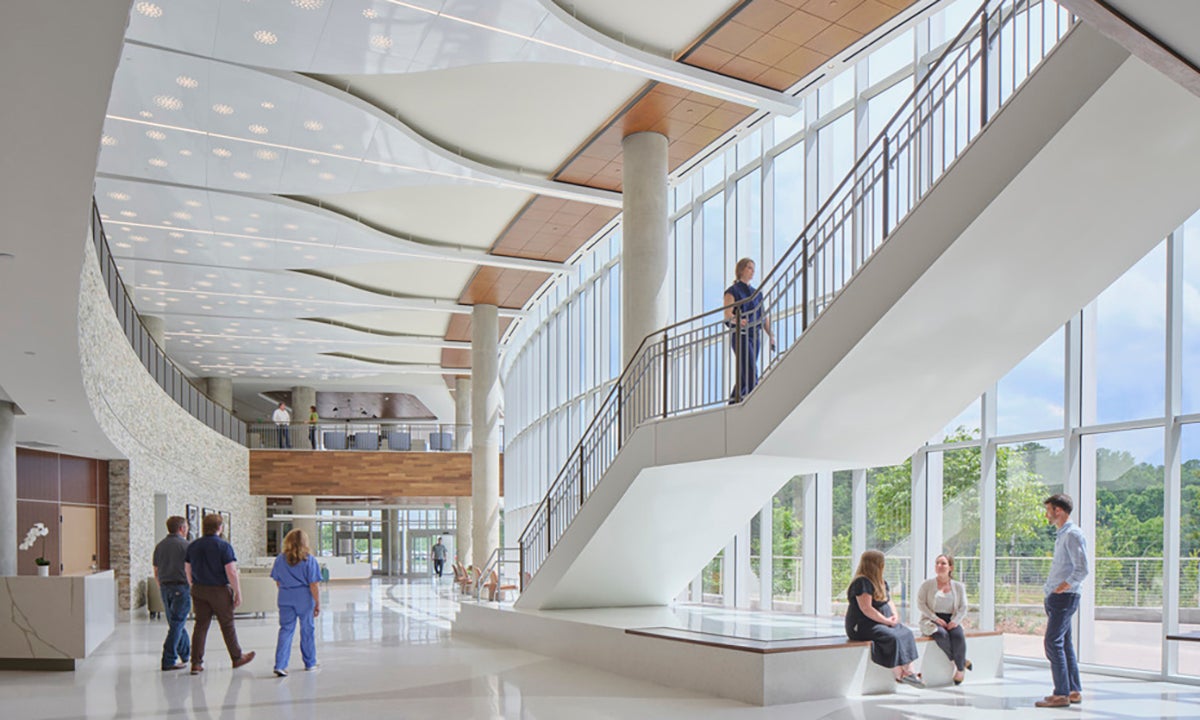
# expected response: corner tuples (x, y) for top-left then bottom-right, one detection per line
(520, 0), (1076, 588)
(91, 202), (246, 444)
(248, 421), (503, 452)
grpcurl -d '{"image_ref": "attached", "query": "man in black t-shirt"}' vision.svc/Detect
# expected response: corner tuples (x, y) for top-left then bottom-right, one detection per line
(184, 514), (255, 674)
(153, 516), (190, 671)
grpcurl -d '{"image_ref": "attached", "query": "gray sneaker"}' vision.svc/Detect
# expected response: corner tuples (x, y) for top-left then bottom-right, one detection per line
(899, 673), (926, 688)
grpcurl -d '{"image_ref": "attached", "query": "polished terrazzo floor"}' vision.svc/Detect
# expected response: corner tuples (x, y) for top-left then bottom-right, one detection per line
(3, 579), (1200, 719)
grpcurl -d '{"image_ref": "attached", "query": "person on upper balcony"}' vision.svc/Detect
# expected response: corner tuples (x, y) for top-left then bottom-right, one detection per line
(272, 401), (292, 449)
(724, 258), (775, 403)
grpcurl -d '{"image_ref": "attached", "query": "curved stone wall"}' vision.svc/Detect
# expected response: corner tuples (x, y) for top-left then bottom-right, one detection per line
(78, 240), (264, 611)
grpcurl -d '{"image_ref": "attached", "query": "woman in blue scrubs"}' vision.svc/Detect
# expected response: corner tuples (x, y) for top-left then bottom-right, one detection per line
(271, 529), (321, 676)
(724, 258), (775, 403)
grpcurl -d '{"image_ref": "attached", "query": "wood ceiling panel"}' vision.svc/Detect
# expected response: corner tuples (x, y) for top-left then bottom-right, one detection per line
(458, 267), (552, 309)
(679, 0), (907, 91)
(444, 313), (514, 343)
(493, 196), (619, 262)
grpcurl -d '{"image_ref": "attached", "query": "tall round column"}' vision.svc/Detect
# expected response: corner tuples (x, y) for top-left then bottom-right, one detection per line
(141, 314), (166, 348)
(620, 131), (670, 367)
(204, 377), (233, 410)
(291, 386), (316, 449)
(454, 376), (473, 566)
(0, 401), (16, 576)
(471, 305), (500, 571)
(292, 495), (318, 552)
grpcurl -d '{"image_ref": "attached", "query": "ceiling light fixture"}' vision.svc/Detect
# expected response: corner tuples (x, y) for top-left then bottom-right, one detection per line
(253, 30), (279, 45)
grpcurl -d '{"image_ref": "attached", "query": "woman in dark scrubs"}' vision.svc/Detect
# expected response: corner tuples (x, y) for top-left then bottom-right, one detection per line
(723, 258), (775, 403)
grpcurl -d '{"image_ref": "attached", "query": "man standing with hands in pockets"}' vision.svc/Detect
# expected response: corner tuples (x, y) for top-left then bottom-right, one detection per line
(1034, 493), (1088, 708)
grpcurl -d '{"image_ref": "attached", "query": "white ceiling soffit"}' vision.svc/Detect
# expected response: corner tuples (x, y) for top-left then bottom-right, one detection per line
(319, 309), (460, 336)
(325, 345), (443, 364)
(314, 185), (534, 250)
(320, 259), (477, 300)
(551, 0), (736, 58)
(1107, 0), (1200, 68)
(100, 42), (505, 196)
(233, 373), (458, 419)
(323, 63), (646, 175)
(166, 316), (463, 355)
(96, 176), (562, 273)
(126, 0), (794, 113)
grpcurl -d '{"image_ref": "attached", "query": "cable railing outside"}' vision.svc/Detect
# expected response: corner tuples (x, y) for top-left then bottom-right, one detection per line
(91, 202), (247, 444)
(519, 0), (1075, 589)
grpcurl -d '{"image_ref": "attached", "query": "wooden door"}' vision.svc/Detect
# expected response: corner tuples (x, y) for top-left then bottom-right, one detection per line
(60, 505), (98, 575)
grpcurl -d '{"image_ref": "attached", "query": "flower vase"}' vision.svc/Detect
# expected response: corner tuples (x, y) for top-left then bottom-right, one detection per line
(36, 565), (50, 577)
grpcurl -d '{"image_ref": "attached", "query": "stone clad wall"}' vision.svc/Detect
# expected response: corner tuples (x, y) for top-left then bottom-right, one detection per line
(77, 240), (263, 611)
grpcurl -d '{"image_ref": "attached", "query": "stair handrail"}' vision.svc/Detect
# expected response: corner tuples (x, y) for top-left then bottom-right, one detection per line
(90, 201), (247, 444)
(518, 0), (1074, 589)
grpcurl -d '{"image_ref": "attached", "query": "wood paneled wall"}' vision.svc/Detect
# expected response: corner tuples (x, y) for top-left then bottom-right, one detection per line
(249, 451), (504, 497)
(16, 448), (110, 576)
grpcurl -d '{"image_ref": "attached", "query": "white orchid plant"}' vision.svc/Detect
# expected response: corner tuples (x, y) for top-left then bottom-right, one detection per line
(19, 522), (51, 566)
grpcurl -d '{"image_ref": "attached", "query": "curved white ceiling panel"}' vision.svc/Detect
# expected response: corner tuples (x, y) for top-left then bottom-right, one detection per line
(321, 260), (475, 300)
(320, 309), (461, 336)
(315, 185), (533, 250)
(551, 0), (735, 58)
(325, 63), (645, 174)
(100, 43), (499, 195)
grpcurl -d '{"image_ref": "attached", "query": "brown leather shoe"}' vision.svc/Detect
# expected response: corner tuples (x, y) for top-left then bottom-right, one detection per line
(231, 651), (256, 669)
(189, 664), (203, 675)
(1068, 691), (1082, 704)
(1035, 695), (1069, 708)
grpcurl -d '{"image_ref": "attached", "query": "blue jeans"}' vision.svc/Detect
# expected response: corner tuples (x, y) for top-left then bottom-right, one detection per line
(1044, 592), (1081, 696)
(276, 425), (291, 448)
(275, 594), (316, 671)
(160, 584), (191, 669)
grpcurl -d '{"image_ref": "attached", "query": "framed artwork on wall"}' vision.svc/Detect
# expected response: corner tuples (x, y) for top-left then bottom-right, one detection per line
(186, 504), (199, 541)
(202, 507), (216, 534)
(220, 511), (232, 542)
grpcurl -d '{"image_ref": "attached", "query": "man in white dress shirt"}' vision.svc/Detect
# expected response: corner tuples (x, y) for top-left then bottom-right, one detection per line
(272, 402), (292, 449)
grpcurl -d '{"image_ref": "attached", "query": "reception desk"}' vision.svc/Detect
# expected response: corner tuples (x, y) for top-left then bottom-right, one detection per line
(0, 570), (117, 670)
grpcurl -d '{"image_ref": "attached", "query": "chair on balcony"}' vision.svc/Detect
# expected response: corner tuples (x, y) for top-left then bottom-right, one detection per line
(353, 431), (379, 450)
(386, 431), (411, 451)
(429, 432), (452, 451)
(323, 431), (347, 450)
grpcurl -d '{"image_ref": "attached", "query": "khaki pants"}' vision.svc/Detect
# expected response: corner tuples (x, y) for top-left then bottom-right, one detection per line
(190, 584), (243, 664)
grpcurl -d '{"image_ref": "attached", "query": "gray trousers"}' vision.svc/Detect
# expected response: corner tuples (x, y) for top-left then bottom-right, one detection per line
(929, 612), (967, 671)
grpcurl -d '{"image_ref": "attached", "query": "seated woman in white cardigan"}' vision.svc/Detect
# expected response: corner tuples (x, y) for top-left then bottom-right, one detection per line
(917, 554), (972, 684)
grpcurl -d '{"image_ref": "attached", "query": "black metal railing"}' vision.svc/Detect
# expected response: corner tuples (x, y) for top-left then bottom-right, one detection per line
(519, 0), (1076, 588)
(91, 202), (247, 444)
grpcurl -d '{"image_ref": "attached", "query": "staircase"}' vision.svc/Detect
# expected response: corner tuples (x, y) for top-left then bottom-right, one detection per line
(516, 0), (1200, 610)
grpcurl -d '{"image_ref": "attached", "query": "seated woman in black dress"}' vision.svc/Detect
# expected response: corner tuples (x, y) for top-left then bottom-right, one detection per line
(845, 550), (924, 687)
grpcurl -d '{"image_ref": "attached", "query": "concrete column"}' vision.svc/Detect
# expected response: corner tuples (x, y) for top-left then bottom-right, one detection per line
(291, 386), (316, 449)
(620, 131), (670, 368)
(292, 496), (318, 551)
(204, 377), (233, 410)
(472, 305), (501, 570)
(0, 402), (16, 576)
(141, 314), (165, 348)
(454, 376), (473, 566)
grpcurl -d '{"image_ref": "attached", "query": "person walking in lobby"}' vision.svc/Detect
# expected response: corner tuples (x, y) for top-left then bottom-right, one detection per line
(1035, 493), (1089, 708)
(273, 401), (292, 448)
(845, 550), (924, 687)
(271, 529), (321, 677)
(431, 537), (447, 579)
(185, 514), (255, 674)
(152, 515), (191, 671)
(723, 258), (775, 404)
(917, 554), (971, 684)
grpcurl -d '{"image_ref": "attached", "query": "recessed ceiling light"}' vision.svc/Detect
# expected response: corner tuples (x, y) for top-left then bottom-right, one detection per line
(331, 143), (344, 151)
(145, 269), (163, 276)
(362, 8), (378, 19)
(139, 110), (154, 119)
(212, 103), (234, 115)
(135, 2), (163, 19)
(318, 172), (334, 180)
(369, 34), (392, 50)
(173, 249), (189, 255)
(307, 158), (320, 166)
(302, 120), (323, 131)
(212, 148), (233, 158)
(119, 210), (137, 217)
(254, 149), (278, 160)
(232, 171), (251, 180)
(168, 231), (184, 238)
(253, 30), (279, 45)
(172, 211), (192, 220)
(153, 95), (183, 111)
(107, 191), (130, 201)
(176, 75), (199, 89)
(292, 0), (324, 9)
(145, 129), (167, 140)
(283, 223), (298, 231)
(179, 149), (193, 156)
(114, 242), (132, 249)
(148, 158), (168, 167)
(248, 124), (269, 135)
(184, 200), (201, 208)
(101, 135), (118, 147)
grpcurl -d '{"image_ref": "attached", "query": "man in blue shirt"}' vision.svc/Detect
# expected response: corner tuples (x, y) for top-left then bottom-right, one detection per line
(184, 513), (255, 674)
(1035, 493), (1088, 708)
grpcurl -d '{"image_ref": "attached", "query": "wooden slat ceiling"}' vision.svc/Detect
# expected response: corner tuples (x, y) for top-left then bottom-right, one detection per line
(443, 0), (914, 369)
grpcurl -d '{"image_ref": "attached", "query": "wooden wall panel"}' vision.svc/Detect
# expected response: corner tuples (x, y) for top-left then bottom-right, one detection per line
(60, 456), (98, 505)
(249, 451), (505, 498)
(16, 448), (58, 502)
